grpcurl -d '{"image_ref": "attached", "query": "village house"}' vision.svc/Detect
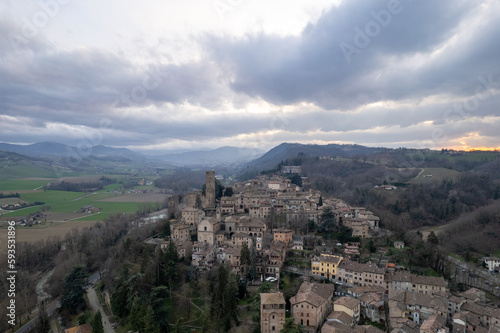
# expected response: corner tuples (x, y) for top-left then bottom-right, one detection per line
(273, 228), (293, 246)
(333, 297), (361, 323)
(394, 241), (405, 249)
(197, 217), (221, 245)
(389, 272), (448, 295)
(261, 240), (287, 279)
(343, 243), (360, 256)
(170, 221), (191, 242)
(181, 207), (205, 227)
(483, 256), (500, 272)
(292, 236), (304, 250)
(260, 292), (286, 333)
(290, 281), (336, 333)
(347, 286), (385, 323)
(419, 313), (449, 333)
(389, 290), (448, 325)
(337, 260), (386, 288)
(325, 310), (355, 328)
(311, 254), (343, 280)
(460, 301), (500, 330)
(191, 242), (216, 270)
(173, 240), (192, 260)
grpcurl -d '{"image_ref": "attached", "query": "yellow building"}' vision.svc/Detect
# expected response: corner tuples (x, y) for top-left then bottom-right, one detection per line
(311, 254), (343, 279)
(333, 296), (361, 323)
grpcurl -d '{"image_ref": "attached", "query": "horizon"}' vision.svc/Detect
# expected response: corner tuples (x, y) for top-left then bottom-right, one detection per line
(1, 1), (500, 152)
(1, 140), (499, 155)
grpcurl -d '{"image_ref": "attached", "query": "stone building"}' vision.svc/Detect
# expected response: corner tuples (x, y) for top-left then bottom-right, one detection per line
(205, 170), (216, 208)
(290, 281), (336, 333)
(261, 292), (286, 333)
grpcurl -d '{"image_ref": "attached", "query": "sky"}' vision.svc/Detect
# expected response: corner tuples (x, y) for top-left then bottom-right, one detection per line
(1, 0), (499, 153)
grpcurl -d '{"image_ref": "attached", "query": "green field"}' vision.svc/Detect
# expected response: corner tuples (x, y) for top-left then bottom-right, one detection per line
(410, 167), (460, 184)
(0, 176), (165, 223)
(0, 179), (54, 191)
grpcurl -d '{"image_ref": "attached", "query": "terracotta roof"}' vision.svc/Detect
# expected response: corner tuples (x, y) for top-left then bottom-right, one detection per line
(326, 310), (353, 324)
(334, 296), (361, 310)
(64, 323), (93, 333)
(420, 314), (446, 331)
(290, 282), (335, 307)
(260, 292), (286, 305)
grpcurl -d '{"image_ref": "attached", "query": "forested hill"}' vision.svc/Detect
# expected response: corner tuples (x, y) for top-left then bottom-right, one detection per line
(244, 142), (389, 172)
(262, 148), (500, 231)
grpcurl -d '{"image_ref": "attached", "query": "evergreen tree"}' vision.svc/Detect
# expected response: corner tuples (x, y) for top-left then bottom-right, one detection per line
(150, 286), (170, 332)
(92, 311), (104, 333)
(319, 206), (337, 231)
(143, 305), (161, 333)
(318, 196), (323, 206)
(249, 246), (257, 281)
(161, 241), (179, 297)
(240, 242), (251, 277)
(210, 265), (239, 332)
(60, 265), (88, 314)
(129, 293), (145, 332)
(111, 265), (130, 317)
(35, 302), (51, 333)
(162, 219), (171, 237)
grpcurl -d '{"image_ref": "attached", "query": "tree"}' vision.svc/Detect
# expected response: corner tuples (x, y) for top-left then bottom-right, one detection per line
(288, 174), (302, 187)
(210, 265), (239, 332)
(240, 242), (251, 277)
(318, 196), (323, 206)
(427, 231), (439, 246)
(60, 265), (88, 314)
(129, 293), (145, 332)
(160, 241), (179, 297)
(150, 286), (171, 332)
(161, 219), (171, 238)
(143, 305), (161, 333)
(111, 265), (130, 317)
(281, 318), (303, 333)
(319, 206), (337, 231)
(34, 303), (51, 333)
(223, 187), (234, 197)
(92, 311), (104, 333)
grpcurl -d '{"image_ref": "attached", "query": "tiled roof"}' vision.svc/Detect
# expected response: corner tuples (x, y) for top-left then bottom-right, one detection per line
(334, 296), (361, 310)
(290, 282), (335, 307)
(260, 292), (286, 305)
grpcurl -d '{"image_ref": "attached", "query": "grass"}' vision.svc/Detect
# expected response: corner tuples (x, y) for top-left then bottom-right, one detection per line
(410, 167), (460, 184)
(0, 179), (54, 191)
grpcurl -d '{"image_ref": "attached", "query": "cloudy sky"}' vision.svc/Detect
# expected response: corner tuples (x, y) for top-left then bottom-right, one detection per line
(1, 0), (499, 153)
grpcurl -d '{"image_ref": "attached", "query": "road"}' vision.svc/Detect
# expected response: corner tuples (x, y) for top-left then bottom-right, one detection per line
(87, 287), (115, 333)
(16, 272), (103, 333)
(15, 300), (60, 333)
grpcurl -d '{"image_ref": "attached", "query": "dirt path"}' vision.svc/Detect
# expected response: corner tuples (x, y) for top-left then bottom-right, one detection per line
(87, 287), (115, 333)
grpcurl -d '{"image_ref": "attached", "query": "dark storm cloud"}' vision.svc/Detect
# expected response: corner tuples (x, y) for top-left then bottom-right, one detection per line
(206, 0), (496, 109)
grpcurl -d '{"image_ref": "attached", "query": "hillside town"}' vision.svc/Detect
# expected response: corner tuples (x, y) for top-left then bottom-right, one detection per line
(145, 169), (500, 333)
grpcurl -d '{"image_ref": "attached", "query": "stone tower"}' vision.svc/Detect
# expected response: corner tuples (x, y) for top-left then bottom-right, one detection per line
(205, 170), (216, 208)
(260, 293), (286, 333)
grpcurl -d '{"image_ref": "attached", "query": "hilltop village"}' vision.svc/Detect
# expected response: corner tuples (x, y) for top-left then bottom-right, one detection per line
(147, 169), (500, 333)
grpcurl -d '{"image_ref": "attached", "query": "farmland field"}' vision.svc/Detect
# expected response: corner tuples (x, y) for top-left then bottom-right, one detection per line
(0, 220), (99, 257)
(0, 179), (54, 191)
(409, 167), (460, 184)
(0, 176), (168, 227)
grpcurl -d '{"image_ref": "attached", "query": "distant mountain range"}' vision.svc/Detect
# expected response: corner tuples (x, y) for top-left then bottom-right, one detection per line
(245, 142), (390, 171)
(0, 142), (141, 160)
(0, 142), (265, 167)
(160, 146), (264, 166)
